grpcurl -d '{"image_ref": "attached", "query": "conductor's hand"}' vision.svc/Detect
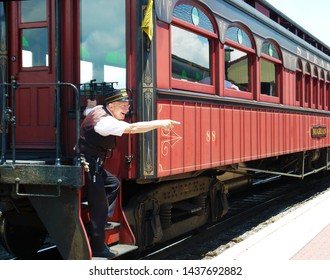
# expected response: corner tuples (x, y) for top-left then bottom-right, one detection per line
(160, 119), (181, 130)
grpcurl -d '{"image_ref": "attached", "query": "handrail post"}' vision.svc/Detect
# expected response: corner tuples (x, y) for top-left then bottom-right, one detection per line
(0, 83), (7, 164)
(60, 82), (81, 166)
(11, 80), (17, 164)
(55, 82), (61, 166)
(72, 83), (81, 166)
(53, 82), (81, 166)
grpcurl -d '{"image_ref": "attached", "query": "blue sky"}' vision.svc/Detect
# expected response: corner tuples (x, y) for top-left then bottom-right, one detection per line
(266, 0), (330, 47)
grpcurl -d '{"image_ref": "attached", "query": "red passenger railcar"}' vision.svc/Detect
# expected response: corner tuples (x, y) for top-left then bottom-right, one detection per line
(0, 0), (330, 259)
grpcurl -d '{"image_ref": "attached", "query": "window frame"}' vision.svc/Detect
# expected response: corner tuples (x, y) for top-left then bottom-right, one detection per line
(303, 63), (311, 108)
(295, 59), (303, 107)
(170, 7), (217, 94)
(223, 26), (255, 100)
(311, 66), (318, 109)
(319, 70), (325, 110)
(259, 54), (282, 104)
(18, 0), (50, 70)
(326, 73), (330, 111)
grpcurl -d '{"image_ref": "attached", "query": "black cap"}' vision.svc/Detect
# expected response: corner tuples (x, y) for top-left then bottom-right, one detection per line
(104, 89), (131, 105)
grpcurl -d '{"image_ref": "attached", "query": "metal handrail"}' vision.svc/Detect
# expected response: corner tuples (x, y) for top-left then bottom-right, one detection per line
(0, 81), (81, 166)
(0, 83), (7, 164)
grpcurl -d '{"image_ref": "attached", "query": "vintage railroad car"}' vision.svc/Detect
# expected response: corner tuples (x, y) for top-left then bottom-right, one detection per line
(0, 0), (330, 259)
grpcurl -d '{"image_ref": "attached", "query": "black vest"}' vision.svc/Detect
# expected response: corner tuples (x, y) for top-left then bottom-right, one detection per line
(79, 105), (117, 158)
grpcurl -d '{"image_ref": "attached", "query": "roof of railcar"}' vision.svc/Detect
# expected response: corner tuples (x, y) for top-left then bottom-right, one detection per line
(256, 0), (330, 56)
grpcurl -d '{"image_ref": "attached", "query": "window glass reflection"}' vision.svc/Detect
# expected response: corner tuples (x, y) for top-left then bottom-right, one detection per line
(22, 28), (48, 67)
(21, 0), (46, 22)
(171, 26), (210, 83)
(80, 0), (126, 87)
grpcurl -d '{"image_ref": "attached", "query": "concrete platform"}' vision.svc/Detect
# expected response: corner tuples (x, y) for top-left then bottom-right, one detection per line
(212, 188), (330, 260)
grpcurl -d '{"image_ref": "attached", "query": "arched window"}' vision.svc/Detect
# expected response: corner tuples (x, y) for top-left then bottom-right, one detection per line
(260, 41), (281, 103)
(311, 66), (318, 109)
(296, 59), (303, 106)
(304, 63), (311, 108)
(224, 26), (255, 99)
(171, 3), (217, 93)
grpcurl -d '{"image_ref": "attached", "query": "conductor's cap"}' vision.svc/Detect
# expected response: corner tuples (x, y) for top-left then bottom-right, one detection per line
(105, 89), (131, 105)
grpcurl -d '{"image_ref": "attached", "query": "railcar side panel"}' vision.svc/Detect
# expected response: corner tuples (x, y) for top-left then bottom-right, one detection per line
(157, 101), (330, 177)
(242, 109), (252, 159)
(211, 106), (220, 167)
(223, 107), (233, 164)
(251, 110), (259, 160)
(201, 105), (212, 169)
(170, 102), (184, 174)
(232, 109), (241, 161)
(195, 104), (202, 170)
(183, 103), (197, 172)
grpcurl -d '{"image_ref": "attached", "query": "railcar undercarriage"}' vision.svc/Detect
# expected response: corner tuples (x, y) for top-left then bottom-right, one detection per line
(242, 148), (330, 179)
(124, 176), (229, 251)
(122, 148), (330, 252)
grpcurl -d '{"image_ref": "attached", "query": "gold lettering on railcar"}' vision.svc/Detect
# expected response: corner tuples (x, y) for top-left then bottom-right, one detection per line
(311, 126), (327, 138)
(212, 131), (216, 142)
(297, 47), (302, 56)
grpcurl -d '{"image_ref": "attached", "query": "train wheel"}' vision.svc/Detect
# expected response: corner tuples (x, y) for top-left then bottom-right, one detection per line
(0, 212), (47, 259)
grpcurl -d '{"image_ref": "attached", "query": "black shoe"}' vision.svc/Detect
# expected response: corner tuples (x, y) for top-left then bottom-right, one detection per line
(104, 221), (120, 230)
(92, 246), (117, 259)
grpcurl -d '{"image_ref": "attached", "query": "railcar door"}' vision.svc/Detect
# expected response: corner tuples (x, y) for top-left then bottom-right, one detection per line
(9, 0), (56, 149)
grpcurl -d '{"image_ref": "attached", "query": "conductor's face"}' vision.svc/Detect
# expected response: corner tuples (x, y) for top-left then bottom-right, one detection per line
(108, 101), (130, 120)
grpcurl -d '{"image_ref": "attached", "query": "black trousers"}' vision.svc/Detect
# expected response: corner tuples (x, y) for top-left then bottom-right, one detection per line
(85, 159), (120, 252)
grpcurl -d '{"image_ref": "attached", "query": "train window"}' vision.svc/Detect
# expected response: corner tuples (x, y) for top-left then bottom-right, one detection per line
(80, 0), (126, 87)
(304, 64), (311, 107)
(260, 41), (281, 102)
(171, 3), (216, 93)
(224, 26), (254, 96)
(296, 59), (303, 106)
(22, 28), (48, 67)
(171, 25), (210, 83)
(20, 0), (49, 68)
(21, 0), (46, 22)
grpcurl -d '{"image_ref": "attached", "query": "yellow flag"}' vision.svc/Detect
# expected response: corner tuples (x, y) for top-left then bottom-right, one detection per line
(141, 0), (153, 41)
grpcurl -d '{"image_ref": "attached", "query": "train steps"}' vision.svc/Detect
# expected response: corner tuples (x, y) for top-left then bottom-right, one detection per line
(81, 203), (138, 259)
(104, 221), (121, 244)
(91, 244), (138, 260)
(93, 221), (138, 259)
